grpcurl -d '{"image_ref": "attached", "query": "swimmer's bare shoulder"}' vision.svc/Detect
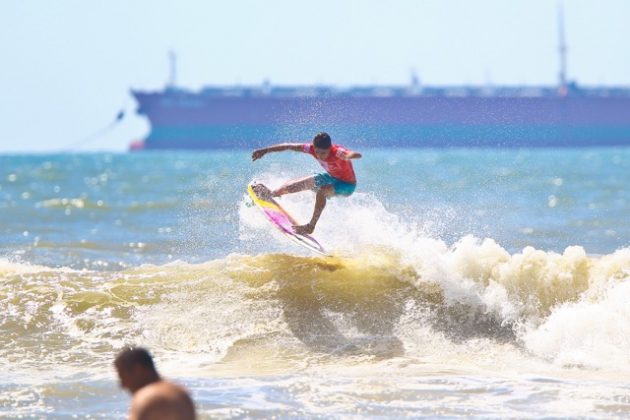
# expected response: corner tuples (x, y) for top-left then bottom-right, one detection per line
(130, 380), (195, 420)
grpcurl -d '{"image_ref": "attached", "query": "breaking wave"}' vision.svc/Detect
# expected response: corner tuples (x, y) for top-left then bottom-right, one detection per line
(1, 186), (629, 382)
(1, 241), (628, 378)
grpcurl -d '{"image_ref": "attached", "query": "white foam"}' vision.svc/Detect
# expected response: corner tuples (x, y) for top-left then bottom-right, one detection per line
(239, 189), (630, 372)
(523, 278), (630, 369)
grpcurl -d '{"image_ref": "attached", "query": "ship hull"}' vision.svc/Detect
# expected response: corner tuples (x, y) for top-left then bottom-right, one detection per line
(132, 93), (630, 149)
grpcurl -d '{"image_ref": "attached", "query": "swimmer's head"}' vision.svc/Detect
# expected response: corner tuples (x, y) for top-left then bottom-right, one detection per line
(114, 347), (160, 394)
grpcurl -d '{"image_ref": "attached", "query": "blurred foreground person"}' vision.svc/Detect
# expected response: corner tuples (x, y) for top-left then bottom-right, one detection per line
(114, 347), (196, 420)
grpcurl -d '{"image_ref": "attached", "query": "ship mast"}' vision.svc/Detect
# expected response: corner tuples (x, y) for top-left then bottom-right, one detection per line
(557, 4), (568, 95)
(167, 50), (177, 88)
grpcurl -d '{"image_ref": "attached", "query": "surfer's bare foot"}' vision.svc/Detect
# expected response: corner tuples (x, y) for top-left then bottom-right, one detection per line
(293, 223), (314, 235)
(253, 184), (272, 200)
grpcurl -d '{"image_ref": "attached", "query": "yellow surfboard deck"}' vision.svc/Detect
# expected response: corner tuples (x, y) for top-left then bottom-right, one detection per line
(247, 182), (328, 256)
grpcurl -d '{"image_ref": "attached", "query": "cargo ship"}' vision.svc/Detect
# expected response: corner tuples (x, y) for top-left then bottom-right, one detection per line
(129, 14), (630, 150)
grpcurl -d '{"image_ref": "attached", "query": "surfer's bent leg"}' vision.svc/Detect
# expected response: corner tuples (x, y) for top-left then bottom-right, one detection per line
(294, 185), (333, 235)
(272, 176), (316, 197)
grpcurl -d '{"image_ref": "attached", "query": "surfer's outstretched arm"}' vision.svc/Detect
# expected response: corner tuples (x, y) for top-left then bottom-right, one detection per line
(252, 143), (304, 161)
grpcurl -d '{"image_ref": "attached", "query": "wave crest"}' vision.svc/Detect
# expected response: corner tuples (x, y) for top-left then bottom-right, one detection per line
(1, 242), (628, 372)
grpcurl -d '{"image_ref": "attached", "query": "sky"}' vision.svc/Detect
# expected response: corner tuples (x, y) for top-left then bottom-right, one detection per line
(1, 0), (629, 152)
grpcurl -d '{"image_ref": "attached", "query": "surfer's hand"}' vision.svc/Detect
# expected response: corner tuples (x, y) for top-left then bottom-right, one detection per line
(252, 149), (267, 161)
(293, 223), (314, 235)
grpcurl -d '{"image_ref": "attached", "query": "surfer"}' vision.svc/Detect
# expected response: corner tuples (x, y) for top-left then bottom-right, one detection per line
(114, 347), (196, 420)
(252, 132), (361, 234)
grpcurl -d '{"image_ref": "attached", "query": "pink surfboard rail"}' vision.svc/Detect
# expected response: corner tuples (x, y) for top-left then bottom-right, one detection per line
(247, 182), (328, 256)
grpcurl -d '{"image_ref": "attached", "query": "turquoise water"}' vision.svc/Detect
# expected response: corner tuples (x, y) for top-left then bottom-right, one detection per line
(2, 149), (627, 266)
(1, 148), (629, 417)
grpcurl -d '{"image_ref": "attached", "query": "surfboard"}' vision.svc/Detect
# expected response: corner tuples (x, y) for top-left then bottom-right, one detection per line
(247, 181), (328, 256)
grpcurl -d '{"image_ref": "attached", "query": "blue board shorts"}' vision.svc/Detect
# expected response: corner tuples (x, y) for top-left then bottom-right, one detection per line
(314, 173), (356, 197)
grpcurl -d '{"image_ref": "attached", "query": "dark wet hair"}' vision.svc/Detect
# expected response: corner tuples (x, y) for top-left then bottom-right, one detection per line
(114, 347), (157, 372)
(313, 132), (332, 149)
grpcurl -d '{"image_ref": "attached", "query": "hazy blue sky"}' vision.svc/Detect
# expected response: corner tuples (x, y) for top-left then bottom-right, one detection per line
(1, 0), (629, 152)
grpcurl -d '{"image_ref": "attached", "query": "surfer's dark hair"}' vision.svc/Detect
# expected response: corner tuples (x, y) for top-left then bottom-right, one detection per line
(313, 132), (332, 149)
(114, 347), (157, 372)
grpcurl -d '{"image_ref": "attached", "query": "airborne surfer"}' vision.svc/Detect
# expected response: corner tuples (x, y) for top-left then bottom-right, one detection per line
(251, 132), (362, 234)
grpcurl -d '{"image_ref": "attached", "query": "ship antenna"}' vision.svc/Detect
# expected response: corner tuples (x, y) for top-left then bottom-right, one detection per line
(168, 50), (177, 88)
(557, 3), (568, 95)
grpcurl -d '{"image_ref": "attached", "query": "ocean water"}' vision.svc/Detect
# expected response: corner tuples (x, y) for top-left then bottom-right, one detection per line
(0, 148), (629, 418)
